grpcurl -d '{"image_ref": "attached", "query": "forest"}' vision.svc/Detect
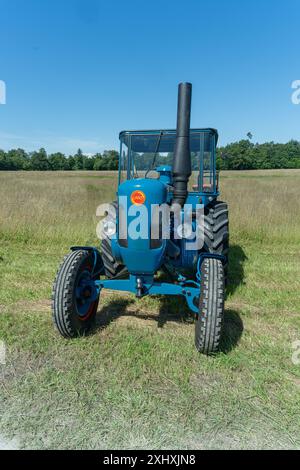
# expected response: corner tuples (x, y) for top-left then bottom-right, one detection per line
(0, 140), (300, 171)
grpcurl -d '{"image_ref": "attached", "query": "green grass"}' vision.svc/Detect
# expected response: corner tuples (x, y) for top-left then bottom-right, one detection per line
(0, 170), (300, 449)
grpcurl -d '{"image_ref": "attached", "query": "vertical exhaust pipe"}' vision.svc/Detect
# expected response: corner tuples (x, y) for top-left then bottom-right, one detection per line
(172, 82), (192, 207)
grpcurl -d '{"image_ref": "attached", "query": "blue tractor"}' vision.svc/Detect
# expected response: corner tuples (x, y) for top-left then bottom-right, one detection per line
(52, 83), (229, 355)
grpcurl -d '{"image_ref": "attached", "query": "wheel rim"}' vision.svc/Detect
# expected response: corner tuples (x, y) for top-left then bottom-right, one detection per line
(75, 263), (98, 321)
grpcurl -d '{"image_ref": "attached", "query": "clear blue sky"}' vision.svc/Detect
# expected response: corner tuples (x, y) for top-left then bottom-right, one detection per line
(0, 0), (299, 154)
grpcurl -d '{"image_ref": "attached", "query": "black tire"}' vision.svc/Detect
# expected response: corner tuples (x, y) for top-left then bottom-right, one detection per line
(101, 201), (124, 278)
(204, 200), (229, 282)
(52, 250), (100, 338)
(195, 258), (225, 355)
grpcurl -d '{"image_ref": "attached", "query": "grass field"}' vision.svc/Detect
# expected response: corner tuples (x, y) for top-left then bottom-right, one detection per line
(0, 169), (300, 449)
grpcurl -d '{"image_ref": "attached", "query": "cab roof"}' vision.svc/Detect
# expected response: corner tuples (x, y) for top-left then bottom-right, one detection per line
(119, 128), (218, 142)
(119, 129), (218, 153)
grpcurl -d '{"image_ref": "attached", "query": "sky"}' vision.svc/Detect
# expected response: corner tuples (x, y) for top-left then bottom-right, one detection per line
(0, 0), (299, 154)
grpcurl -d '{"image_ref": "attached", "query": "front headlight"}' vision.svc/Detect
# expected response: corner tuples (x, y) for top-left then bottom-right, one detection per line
(103, 220), (116, 238)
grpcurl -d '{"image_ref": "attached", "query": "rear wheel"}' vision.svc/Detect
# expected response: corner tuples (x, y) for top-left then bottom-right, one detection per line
(204, 201), (229, 282)
(101, 201), (124, 278)
(195, 258), (225, 355)
(52, 250), (102, 338)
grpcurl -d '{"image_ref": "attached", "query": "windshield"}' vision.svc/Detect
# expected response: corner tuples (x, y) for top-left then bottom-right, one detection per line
(132, 134), (174, 176)
(119, 130), (216, 192)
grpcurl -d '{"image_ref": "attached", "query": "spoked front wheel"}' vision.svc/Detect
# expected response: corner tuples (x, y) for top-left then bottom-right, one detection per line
(195, 257), (225, 355)
(52, 250), (103, 338)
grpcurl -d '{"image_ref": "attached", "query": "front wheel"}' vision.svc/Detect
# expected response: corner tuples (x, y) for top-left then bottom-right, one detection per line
(195, 258), (225, 355)
(52, 250), (102, 338)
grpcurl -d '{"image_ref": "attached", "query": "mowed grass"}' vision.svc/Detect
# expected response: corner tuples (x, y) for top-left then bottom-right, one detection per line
(0, 169), (300, 449)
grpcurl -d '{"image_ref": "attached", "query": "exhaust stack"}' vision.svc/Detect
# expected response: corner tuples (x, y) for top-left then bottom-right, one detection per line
(172, 82), (192, 207)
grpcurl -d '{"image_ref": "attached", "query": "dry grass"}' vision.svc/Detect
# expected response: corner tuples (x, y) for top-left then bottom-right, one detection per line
(0, 171), (116, 245)
(1, 169), (299, 247)
(0, 169), (300, 449)
(221, 169), (300, 244)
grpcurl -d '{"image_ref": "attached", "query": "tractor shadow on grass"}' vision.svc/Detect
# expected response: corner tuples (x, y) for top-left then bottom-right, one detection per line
(95, 296), (194, 331)
(226, 244), (248, 297)
(95, 303), (244, 355)
(219, 309), (244, 353)
(95, 299), (243, 354)
(156, 298), (244, 354)
(95, 244), (246, 353)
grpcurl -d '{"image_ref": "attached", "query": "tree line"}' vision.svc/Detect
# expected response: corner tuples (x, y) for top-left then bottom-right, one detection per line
(217, 139), (300, 170)
(0, 140), (300, 171)
(0, 148), (119, 171)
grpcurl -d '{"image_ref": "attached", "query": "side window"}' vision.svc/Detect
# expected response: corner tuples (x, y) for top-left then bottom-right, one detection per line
(189, 151), (201, 191)
(119, 142), (129, 183)
(202, 134), (213, 192)
(188, 133), (216, 193)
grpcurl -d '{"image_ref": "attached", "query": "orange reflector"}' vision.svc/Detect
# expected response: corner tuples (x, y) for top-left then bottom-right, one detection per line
(131, 190), (146, 205)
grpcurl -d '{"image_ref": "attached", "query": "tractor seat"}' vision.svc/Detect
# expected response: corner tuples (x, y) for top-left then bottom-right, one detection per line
(192, 183), (213, 192)
(203, 183), (213, 192)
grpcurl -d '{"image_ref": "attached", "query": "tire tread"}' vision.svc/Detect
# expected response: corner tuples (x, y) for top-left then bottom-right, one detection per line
(195, 258), (225, 355)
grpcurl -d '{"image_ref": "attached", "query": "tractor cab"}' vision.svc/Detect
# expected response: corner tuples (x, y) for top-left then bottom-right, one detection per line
(118, 129), (219, 200)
